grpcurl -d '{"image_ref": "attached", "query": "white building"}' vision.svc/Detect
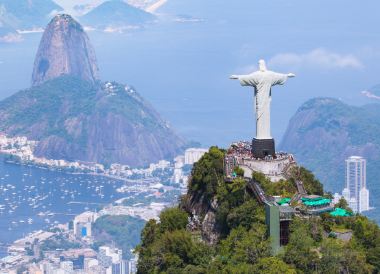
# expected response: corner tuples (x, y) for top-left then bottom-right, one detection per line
(73, 211), (98, 238)
(125, 257), (137, 274)
(60, 261), (74, 273)
(184, 148), (208, 165)
(343, 156), (370, 213)
(98, 246), (124, 274)
(172, 156), (185, 184)
(342, 188), (350, 204)
(147, 160), (170, 173)
(359, 187), (370, 212)
(84, 258), (99, 272)
(332, 193), (342, 205)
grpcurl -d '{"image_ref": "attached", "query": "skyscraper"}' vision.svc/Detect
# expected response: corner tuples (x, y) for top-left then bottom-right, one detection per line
(342, 156), (369, 213)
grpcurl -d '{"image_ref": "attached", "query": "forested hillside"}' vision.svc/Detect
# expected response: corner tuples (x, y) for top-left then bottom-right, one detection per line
(136, 147), (380, 273)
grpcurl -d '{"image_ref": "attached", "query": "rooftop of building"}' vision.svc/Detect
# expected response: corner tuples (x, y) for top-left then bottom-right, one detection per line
(301, 196), (331, 207)
(74, 211), (98, 222)
(330, 208), (353, 217)
(346, 156), (365, 161)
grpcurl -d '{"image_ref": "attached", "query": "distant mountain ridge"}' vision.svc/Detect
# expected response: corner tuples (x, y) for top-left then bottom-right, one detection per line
(0, 76), (185, 166)
(80, 0), (155, 31)
(0, 14), (185, 166)
(362, 84), (380, 101)
(280, 97), (380, 222)
(54, 0), (161, 17)
(0, 0), (63, 30)
(0, 18), (20, 42)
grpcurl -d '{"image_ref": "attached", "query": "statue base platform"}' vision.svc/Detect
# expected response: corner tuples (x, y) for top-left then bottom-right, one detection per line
(252, 138), (275, 159)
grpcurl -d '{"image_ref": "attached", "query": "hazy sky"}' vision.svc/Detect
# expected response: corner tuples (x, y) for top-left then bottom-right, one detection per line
(1, 0), (380, 146)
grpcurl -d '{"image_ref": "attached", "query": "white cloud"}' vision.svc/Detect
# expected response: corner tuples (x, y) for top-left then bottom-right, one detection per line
(268, 48), (363, 70)
(361, 90), (380, 100)
(0, 33), (23, 43)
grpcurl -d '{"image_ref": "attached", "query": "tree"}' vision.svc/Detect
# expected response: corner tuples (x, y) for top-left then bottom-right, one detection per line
(140, 219), (159, 248)
(366, 245), (380, 272)
(182, 264), (208, 274)
(215, 263), (256, 274)
(252, 257), (296, 274)
(283, 218), (319, 273)
(150, 230), (212, 273)
(308, 217), (324, 242)
(93, 215), (145, 259)
(288, 166), (323, 195)
(226, 199), (265, 230)
(233, 166), (245, 177)
(219, 225), (271, 265)
(227, 177), (246, 194)
(159, 207), (189, 233)
(252, 172), (296, 197)
(342, 243), (373, 274)
(318, 239), (344, 273)
(188, 146), (225, 199)
(136, 145), (380, 273)
(349, 216), (380, 272)
(335, 197), (352, 211)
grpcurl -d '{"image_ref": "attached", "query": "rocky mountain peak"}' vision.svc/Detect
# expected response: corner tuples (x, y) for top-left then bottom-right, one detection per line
(31, 14), (99, 86)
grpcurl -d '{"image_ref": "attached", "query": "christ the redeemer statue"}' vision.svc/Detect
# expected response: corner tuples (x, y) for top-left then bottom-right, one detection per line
(230, 59), (295, 158)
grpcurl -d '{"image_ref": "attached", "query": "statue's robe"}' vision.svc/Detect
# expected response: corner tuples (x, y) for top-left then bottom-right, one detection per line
(238, 71), (288, 140)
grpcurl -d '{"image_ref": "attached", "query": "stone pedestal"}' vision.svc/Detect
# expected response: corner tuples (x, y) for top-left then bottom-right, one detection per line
(252, 138), (275, 159)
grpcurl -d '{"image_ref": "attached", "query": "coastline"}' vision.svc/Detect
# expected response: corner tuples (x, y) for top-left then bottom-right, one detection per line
(2, 157), (144, 184)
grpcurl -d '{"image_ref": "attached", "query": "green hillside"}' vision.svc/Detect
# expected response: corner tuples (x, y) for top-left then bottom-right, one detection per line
(93, 215), (146, 260)
(136, 147), (380, 273)
(280, 97), (380, 223)
(0, 75), (185, 166)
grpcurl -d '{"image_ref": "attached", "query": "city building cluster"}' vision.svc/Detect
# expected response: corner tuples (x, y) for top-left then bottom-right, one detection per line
(2, 245), (137, 274)
(0, 136), (209, 274)
(100, 202), (168, 221)
(0, 134), (207, 188)
(1, 210), (137, 274)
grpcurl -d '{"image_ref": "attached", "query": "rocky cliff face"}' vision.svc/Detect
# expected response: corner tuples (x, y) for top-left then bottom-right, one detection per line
(182, 192), (221, 245)
(0, 76), (185, 166)
(31, 14), (99, 86)
(0, 14), (185, 166)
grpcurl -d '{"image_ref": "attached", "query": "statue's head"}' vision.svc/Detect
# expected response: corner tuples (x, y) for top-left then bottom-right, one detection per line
(258, 59), (267, 72)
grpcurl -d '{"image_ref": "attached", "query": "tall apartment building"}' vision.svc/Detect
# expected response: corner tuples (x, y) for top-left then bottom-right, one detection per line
(98, 246), (126, 274)
(184, 148), (208, 165)
(342, 156), (370, 213)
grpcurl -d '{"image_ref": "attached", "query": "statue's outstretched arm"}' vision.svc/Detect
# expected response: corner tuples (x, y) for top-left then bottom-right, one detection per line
(230, 75), (239, 80)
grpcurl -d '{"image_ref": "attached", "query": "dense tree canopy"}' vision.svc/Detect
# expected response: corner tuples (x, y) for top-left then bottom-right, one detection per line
(93, 215), (145, 259)
(137, 147), (380, 273)
(188, 146), (225, 200)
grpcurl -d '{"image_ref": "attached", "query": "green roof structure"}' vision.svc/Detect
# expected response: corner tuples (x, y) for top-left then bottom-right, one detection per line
(277, 198), (291, 205)
(301, 197), (331, 207)
(330, 208), (353, 217)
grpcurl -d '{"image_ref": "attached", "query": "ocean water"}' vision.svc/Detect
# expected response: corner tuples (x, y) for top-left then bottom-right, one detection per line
(0, 155), (127, 258)
(0, 0), (379, 252)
